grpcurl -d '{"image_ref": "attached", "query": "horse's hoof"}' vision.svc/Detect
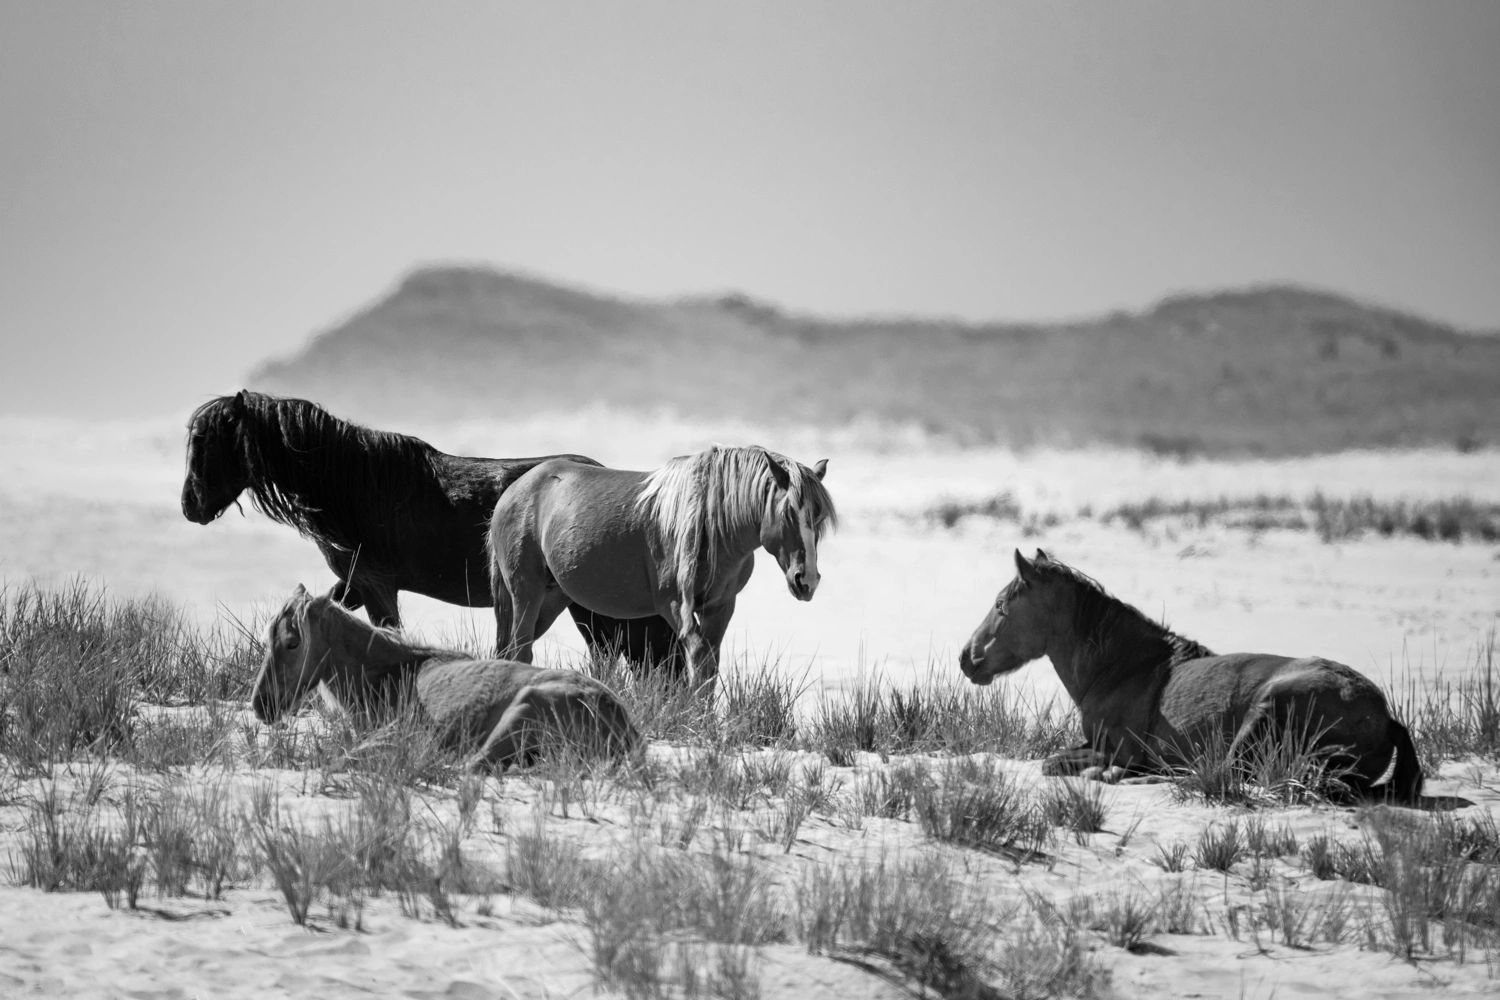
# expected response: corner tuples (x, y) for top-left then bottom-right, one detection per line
(1079, 765), (1106, 782)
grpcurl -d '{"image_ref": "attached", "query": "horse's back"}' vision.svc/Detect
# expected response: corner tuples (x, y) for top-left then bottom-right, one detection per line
(436, 452), (602, 504)
(416, 657), (586, 711)
(1162, 652), (1389, 718)
(493, 458), (637, 522)
(415, 656), (638, 757)
(491, 460), (658, 617)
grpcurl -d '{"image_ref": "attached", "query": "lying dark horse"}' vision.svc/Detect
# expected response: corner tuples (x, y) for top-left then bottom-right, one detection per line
(181, 389), (683, 671)
(960, 549), (1422, 802)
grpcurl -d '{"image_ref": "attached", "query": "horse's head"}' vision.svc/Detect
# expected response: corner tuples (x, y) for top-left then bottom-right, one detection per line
(760, 456), (833, 601)
(181, 391), (251, 524)
(960, 548), (1066, 685)
(252, 583), (330, 723)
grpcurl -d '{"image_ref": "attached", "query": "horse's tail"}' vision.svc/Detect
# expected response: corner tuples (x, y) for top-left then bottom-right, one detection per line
(1383, 719), (1424, 804)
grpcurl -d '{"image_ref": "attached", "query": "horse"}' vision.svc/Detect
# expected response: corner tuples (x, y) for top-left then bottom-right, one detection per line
(252, 584), (640, 769)
(487, 444), (836, 689)
(959, 549), (1423, 802)
(180, 389), (685, 671)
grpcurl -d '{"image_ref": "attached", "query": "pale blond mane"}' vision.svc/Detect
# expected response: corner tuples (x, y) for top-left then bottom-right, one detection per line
(636, 445), (836, 614)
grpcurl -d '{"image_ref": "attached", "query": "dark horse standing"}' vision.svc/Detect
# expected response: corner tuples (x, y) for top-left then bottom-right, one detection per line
(181, 389), (683, 670)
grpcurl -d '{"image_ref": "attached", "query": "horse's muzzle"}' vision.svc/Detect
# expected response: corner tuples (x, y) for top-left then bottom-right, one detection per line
(181, 484), (219, 525)
(959, 641), (997, 685)
(183, 505), (216, 526)
(787, 564), (819, 601)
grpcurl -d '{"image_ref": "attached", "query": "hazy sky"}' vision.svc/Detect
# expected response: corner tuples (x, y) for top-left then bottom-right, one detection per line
(2, 2), (1497, 418)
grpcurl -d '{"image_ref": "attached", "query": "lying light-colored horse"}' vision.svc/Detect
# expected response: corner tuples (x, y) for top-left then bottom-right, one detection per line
(960, 549), (1423, 802)
(252, 585), (640, 769)
(487, 445), (836, 688)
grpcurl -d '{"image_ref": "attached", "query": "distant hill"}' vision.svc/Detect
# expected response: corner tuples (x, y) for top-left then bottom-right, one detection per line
(250, 266), (1500, 456)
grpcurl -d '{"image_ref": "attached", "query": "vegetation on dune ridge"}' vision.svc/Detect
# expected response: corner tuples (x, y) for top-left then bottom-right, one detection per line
(250, 265), (1500, 457)
(928, 489), (1500, 544)
(5, 581), (1500, 997)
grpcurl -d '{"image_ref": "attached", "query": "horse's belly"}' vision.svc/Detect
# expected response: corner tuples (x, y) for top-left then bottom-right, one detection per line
(545, 534), (659, 619)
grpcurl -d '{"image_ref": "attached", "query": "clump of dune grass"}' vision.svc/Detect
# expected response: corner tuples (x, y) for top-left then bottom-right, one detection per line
(10, 771), (249, 909)
(913, 757), (1052, 859)
(718, 655), (806, 748)
(1259, 881), (1357, 949)
(1092, 491), (1500, 543)
(851, 760), (928, 821)
(926, 492), (1059, 533)
(579, 838), (787, 997)
(1394, 631), (1500, 770)
(1152, 713), (1357, 808)
(1292, 809), (1500, 966)
(579, 650), (721, 746)
(1193, 821), (1247, 873)
(1040, 779), (1110, 843)
(1309, 493), (1500, 544)
(0, 582), (260, 770)
(505, 807), (593, 911)
(803, 666), (1077, 765)
(798, 851), (1014, 999)
(1101, 494), (1302, 533)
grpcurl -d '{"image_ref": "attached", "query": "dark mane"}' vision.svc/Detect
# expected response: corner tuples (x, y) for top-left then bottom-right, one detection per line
(1032, 556), (1215, 667)
(192, 391), (445, 552)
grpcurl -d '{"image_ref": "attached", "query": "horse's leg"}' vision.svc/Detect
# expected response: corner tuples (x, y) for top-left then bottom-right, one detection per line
(638, 616), (688, 678)
(569, 608), (687, 677)
(505, 583), (560, 664)
(327, 579), (366, 613)
(491, 577), (516, 659)
(527, 590), (572, 657)
(361, 585), (401, 630)
(1041, 720), (1114, 776)
(569, 605), (629, 669)
(472, 690), (546, 771)
(656, 597), (715, 692)
(692, 599), (737, 692)
(1041, 746), (1111, 777)
(1226, 700), (1277, 789)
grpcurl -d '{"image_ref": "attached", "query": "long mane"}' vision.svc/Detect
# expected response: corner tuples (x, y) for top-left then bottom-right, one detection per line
(636, 445), (836, 606)
(191, 391), (443, 552)
(1031, 555), (1214, 666)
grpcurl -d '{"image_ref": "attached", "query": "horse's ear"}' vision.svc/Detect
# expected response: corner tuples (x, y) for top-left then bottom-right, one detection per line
(766, 457), (791, 492)
(1034, 548), (1051, 564)
(1014, 548), (1038, 583)
(812, 458), (828, 481)
(294, 583), (309, 600)
(233, 389), (248, 409)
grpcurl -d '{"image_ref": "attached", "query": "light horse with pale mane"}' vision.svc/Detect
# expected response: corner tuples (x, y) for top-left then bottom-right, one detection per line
(487, 445), (836, 688)
(253, 585), (640, 770)
(961, 549), (1422, 802)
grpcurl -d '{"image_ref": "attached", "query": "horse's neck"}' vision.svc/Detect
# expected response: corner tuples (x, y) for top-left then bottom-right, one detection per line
(319, 620), (425, 692)
(1047, 595), (1176, 706)
(252, 415), (434, 543)
(679, 511), (762, 596)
